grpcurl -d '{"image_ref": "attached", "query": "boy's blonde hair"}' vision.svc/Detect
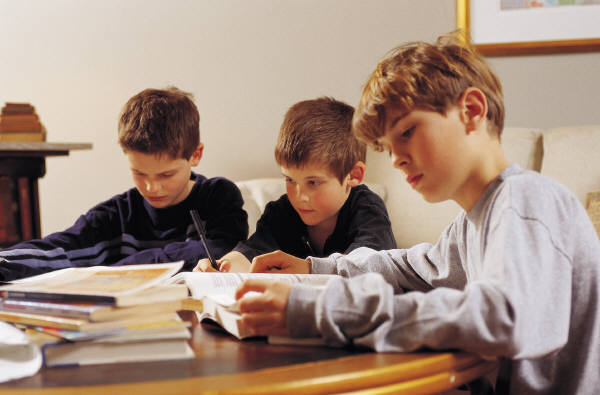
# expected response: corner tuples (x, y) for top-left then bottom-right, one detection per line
(275, 97), (366, 184)
(118, 86), (200, 159)
(353, 32), (504, 150)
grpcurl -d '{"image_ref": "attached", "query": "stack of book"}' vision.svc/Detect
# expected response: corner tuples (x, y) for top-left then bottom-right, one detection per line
(0, 262), (194, 367)
(0, 102), (46, 142)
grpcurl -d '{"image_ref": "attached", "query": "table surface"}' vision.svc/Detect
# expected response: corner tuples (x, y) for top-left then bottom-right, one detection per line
(0, 142), (92, 157)
(0, 312), (497, 394)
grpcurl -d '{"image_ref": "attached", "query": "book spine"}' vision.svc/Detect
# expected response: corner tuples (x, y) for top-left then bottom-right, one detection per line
(0, 290), (117, 305)
(0, 132), (45, 142)
(0, 122), (43, 132)
(0, 304), (91, 320)
(0, 114), (39, 122)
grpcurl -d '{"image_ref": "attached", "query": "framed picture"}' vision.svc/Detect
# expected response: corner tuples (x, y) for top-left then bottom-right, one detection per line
(456, 0), (600, 56)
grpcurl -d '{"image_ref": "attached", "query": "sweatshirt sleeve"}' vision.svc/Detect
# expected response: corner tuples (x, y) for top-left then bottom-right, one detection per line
(0, 205), (122, 280)
(287, 208), (572, 360)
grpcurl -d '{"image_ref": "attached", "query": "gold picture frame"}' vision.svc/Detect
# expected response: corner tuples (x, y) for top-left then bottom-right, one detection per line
(457, 0), (600, 56)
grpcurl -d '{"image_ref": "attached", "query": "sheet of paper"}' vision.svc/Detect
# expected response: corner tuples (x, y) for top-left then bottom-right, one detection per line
(0, 322), (42, 383)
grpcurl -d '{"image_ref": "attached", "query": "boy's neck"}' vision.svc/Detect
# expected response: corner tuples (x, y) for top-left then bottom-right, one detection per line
(457, 142), (509, 212)
(307, 215), (339, 255)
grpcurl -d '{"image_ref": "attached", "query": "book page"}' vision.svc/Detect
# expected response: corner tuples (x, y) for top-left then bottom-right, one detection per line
(167, 272), (337, 300)
(586, 191), (600, 238)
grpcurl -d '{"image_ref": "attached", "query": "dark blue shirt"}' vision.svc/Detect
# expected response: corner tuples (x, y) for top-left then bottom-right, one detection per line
(0, 173), (248, 280)
(234, 184), (396, 261)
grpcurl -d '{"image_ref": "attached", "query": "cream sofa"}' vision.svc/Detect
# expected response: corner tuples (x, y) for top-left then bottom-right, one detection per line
(236, 125), (600, 248)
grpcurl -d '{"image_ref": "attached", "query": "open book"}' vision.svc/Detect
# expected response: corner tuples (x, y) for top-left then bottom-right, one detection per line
(167, 271), (336, 342)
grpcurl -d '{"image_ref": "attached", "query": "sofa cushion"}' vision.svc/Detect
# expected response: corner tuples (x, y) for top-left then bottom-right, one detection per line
(235, 178), (387, 235)
(541, 125), (600, 206)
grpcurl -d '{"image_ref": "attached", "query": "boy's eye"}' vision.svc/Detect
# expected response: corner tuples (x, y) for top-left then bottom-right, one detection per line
(285, 177), (295, 184)
(308, 180), (322, 187)
(401, 126), (415, 138)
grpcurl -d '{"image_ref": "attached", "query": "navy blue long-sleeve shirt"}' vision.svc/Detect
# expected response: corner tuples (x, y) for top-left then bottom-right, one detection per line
(0, 173), (248, 280)
(234, 184), (396, 261)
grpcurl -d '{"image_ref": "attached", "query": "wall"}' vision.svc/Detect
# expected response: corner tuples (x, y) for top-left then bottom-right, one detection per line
(1, 0), (599, 236)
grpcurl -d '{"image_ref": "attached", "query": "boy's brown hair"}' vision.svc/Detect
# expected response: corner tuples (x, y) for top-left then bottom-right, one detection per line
(118, 86), (200, 159)
(353, 32), (504, 150)
(275, 97), (366, 184)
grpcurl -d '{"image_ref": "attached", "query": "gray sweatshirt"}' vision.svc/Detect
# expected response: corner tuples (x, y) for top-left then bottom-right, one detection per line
(287, 164), (600, 394)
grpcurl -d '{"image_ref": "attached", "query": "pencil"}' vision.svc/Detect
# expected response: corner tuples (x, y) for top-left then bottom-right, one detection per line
(189, 210), (219, 270)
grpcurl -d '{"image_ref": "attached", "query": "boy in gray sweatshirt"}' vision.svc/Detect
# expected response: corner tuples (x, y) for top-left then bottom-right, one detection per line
(234, 33), (600, 394)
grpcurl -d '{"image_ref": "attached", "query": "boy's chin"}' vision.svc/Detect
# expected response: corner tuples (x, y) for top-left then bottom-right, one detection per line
(144, 198), (171, 208)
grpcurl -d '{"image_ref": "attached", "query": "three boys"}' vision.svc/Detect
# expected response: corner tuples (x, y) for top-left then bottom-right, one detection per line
(234, 34), (600, 394)
(194, 97), (396, 273)
(0, 87), (248, 280)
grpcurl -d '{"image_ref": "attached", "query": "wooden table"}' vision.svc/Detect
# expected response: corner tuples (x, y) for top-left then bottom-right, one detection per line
(0, 142), (92, 246)
(0, 312), (497, 394)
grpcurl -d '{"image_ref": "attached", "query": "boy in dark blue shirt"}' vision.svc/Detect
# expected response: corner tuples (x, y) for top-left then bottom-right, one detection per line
(0, 87), (248, 280)
(195, 97), (395, 273)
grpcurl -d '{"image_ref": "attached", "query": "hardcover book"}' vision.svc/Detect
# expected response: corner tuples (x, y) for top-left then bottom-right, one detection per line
(0, 262), (187, 306)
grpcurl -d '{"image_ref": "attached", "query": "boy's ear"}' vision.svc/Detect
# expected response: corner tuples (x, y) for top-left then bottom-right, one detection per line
(189, 143), (204, 166)
(347, 161), (366, 187)
(459, 87), (488, 134)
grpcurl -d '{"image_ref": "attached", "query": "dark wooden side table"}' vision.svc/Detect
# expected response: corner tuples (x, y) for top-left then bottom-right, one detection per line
(0, 142), (92, 246)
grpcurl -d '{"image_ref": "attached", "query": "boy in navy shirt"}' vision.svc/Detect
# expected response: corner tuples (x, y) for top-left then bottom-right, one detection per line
(0, 87), (248, 280)
(195, 97), (395, 273)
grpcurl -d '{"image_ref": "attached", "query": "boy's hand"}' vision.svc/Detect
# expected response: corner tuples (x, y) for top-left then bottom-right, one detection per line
(235, 279), (292, 337)
(250, 250), (311, 273)
(193, 258), (221, 272)
(193, 251), (251, 273)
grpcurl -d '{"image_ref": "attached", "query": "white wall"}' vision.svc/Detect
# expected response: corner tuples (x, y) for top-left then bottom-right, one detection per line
(1, 0), (599, 236)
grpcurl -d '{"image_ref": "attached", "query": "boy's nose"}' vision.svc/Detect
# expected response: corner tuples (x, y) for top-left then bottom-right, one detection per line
(295, 185), (309, 202)
(145, 180), (160, 193)
(391, 152), (410, 169)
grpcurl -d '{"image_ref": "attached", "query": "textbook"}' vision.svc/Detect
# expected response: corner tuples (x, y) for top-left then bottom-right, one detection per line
(167, 271), (336, 340)
(29, 316), (191, 342)
(0, 262), (187, 306)
(0, 310), (178, 332)
(0, 298), (182, 322)
(26, 321), (194, 367)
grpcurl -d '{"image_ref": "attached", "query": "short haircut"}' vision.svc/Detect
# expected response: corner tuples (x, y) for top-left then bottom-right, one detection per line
(353, 32), (505, 150)
(275, 97), (366, 184)
(118, 86), (200, 159)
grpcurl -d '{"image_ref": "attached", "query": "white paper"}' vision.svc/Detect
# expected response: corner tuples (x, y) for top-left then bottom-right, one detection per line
(0, 322), (42, 383)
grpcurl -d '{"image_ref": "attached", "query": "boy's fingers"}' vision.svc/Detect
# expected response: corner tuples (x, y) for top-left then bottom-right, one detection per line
(194, 259), (217, 272)
(235, 279), (269, 299)
(250, 250), (288, 272)
(218, 259), (231, 272)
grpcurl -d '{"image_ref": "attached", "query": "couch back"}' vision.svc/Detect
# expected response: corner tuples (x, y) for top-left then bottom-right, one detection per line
(364, 125), (600, 248)
(236, 125), (600, 249)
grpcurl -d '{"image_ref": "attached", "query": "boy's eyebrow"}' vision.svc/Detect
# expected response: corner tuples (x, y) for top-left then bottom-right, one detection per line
(387, 114), (407, 131)
(131, 167), (177, 176)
